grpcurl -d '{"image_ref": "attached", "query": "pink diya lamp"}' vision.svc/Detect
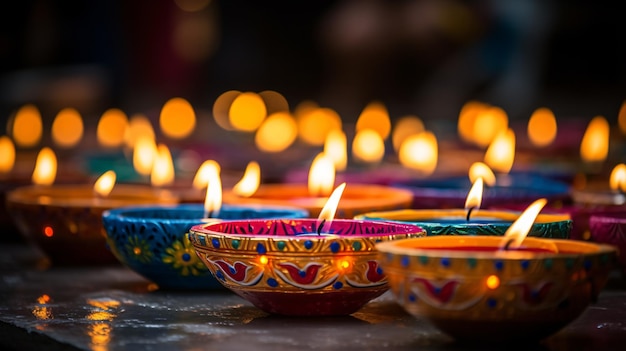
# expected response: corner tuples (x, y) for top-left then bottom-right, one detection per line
(6, 157), (178, 265)
(222, 153), (413, 218)
(376, 198), (619, 342)
(189, 183), (427, 316)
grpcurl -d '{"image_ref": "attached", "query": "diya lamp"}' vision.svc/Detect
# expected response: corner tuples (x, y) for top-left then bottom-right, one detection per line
(6, 159), (179, 265)
(357, 177), (572, 238)
(102, 166), (309, 290)
(376, 198), (619, 342)
(189, 183), (427, 316)
(588, 210), (626, 276)
(223, 153), (413, 218)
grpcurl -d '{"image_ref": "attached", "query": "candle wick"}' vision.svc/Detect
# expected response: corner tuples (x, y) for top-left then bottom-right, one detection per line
(466, 207), (475, 222)
(502, 238), (513, 251)
(316, 219), (326, 236)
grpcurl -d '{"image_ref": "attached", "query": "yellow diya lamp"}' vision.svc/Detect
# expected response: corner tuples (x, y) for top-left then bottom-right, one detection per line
(223, 153), (413, 218)
(376, 198), (619, 342)
(6, 154), (179, 265)
(190, 183), (427, 316)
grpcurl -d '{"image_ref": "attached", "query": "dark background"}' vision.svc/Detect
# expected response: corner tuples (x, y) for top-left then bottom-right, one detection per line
(0, 0), (624, 130)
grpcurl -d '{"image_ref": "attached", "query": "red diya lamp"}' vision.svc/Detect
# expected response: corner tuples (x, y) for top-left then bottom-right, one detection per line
(222, 153), (413, 218)
(376, 198), (619, 342)
(190, 183), (427, 316)
(6, 159), (179, 265)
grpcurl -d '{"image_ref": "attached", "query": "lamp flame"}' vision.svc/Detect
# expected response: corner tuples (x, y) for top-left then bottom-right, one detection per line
(203, 166), (222, 218)
(609, 164), (626, 192)
(192, 160), (221, 190)
(233, 161), (261, 197)
(398, 131), (438, 176)
(323, 129), (347, 172)
(32, 147), (57, 185)
(316, 183), (346, 235)
(580, 116), (609, 163)
(464, 178), (484, 221)
(132, 136), (157, 177)
(500, 198), (548, 250)
(308, 153), (335, 197)
(0, 136), (15, 173)
(352, 129), (385, 163)
(468, 162), (496, 187)
(94, 170), (116, 197)
(150, 144), (175, 187)
(484, 128), (515, 174)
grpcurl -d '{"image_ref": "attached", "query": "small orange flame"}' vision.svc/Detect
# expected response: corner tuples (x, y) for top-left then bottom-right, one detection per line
(609, 163), (626, 192)
(472, 106), (508, 148)
(192, 160), (221, 190)
(0, 136), (15, 173)
(32, 147), (57, 185)
(500, 198), (548, 250)
(150, 144), (175, 187)
(94, 170), (116, 197)
(484, 128), (515, 174)
(464, 177), (484, 213)
(356, 101), (391, 139)
(233, 161), (261, 197)
(132, 136), (157, 177)
(203, 167), (222, 218)
(398, 131), (438, 176)
(580, 116), (609, 163)
(527, 107), (557, 147)
(352, 129), (385, 163)
(316, 183), (346, 234)
(468, 162), (496, 187)
(323, 129), (347, 172)
(308, 153), (335, 197)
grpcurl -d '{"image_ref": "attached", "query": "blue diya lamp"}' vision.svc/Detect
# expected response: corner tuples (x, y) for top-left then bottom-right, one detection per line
(355, 208), (572, 239)
(102, 204), (309, 290)
(390, 173), (571, 210)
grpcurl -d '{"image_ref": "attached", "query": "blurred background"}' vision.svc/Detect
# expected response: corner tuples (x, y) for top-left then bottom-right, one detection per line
(1, 0), (625, 124)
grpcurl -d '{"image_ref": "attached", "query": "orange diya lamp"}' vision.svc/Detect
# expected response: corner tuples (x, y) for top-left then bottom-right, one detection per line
(222, 153), (413, 218)
(376, 199), (619, 343)
(6, 153), (178, 265)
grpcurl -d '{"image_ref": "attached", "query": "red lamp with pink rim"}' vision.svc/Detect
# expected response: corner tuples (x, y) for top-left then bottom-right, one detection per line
(189, 183), (426, 316)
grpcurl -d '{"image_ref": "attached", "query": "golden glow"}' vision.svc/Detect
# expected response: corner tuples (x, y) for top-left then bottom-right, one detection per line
(259, 255), (269, 265)
(259, 90), (289, 115)
(339, 259), (350, 270)
(124, 114), (155, 148)
(229, 92), (267, 132)
(192, 160), (221, 190)
(203, 166), (222, 218)
(619, 101), (626, 134)
(94, 170), (116, 197)
(160, 97), (196, 139)
(316, 182), (347, 234)
(87, 298), (121, 310)
(32, 294), (53, 320)
(308, 152), (336, 197)
(44, 226), (54, 237)
(468, 162), (496, 187)
(458, 100), (488, 143)
(175, 0), (211, 12)
(500, 198), (548, 250)
(296, 107), (342, 146)
(51, 108), (83, 148)
(527, 107), (557, 147)
(213, 90), (240, 130)
(233, 161), (261, 197)
(12, 104), (43, 147)
(392, 115), (424, 152)
(0, 136), (15, 173)
(352, 129), (385, 163)
(356, 101), (391, 139)
(609, 164), (626, 192)
(580, 116), (610, 163)
(323, 129), (347, 172)
(150, 144), (175, 187)
(398, 131), (438, 176)
(97, 108), (129, 147)
(464, 177), (484, 211)
(484, 128), (515, 174)
(486, 275), (500, 289)
(132, 136), (157, 177)
(32, 147), (57, 185)
(472, 106), (508, 148)
(254, 112), (297, 152)
(37, 294), (51, 304)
